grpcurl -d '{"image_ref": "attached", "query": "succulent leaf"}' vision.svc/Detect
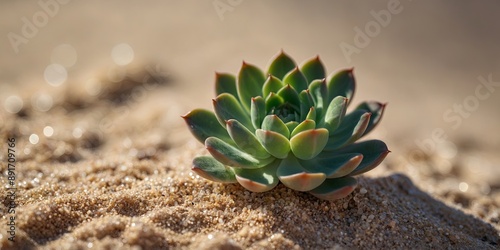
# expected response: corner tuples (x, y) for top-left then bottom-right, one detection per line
(250, 96), (266, 130)
(255, 129), (290, 159)
(238, 62), (266, 111)
(282, 67), (308, 93)
(265, 92), (284, 114)
(277, 153), (326, 191)
(285, 121), (299, 134)
(186, 52), (388, 200)
(192, 156), (237, 183)
(299, 90), (314, 120)
(300, 153), (363, 178)
(262, 75), (284, 98)
(291, 119), (316, 138)
(322, 96), (348, 135)
(182, 109), (234, 146)
(261, 115), (290, 138)
(355, 101), (386, 137)
(205, 137), (274, 168)
(290, 128), (329, 160)
(327, 69), (355, 106)
(309, 79), (328, 119)
(213, 93), (254, 130)
(226, 119), (270, 159)
(309, 176), (357, 201)
(305, 107), (316, 122)
(234, 160), (280, 192)
(277, 84), (300, 110)
(267, 51), (297, 80)
(324, 110), (371, 150)
(300, 56), (326, 83)
(215, 73), (238, 97)
(336, 140), (389, 176)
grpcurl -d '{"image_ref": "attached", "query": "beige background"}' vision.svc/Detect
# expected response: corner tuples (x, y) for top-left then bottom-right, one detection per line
(1, 0), (499, 165)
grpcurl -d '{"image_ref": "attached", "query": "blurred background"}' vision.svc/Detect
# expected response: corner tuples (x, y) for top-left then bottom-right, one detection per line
(1, 1), (499, 193)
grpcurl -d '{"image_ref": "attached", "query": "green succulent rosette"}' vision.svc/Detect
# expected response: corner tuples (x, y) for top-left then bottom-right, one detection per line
(183, 51), (389, 200)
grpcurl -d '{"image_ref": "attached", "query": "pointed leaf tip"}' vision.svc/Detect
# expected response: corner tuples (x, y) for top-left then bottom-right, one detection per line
(192, 156), (237, 183)
(267, 51), (297, 80)
(205, 137), (273, 168)
(300, 55), (326, 83)
(282, 67), (308, 93)
(327, 69), (356, 106)
(182, 109), (233, 145)
(237, 62), (265, 111)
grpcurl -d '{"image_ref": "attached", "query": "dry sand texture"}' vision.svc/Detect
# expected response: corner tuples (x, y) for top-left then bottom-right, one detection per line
(1, 1), (500, 249)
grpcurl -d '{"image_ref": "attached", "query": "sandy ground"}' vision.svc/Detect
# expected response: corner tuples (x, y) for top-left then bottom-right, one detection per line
(1, 1), (499, 249)
(0, 65), (498, 249)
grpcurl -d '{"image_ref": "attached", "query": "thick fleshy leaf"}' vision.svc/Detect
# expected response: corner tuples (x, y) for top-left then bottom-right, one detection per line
(321, 96), (348, 135)
(327, 69), (355, 106)
(305, 107), (316, 121)
(267, 51), (297, 80)
(251, 96), (266, 130)
(324, 110), (371, 150)
(237, 62), (266, 111)
(291, 119), (316, 138)
(265, 92), (284, 114)
(192, 156), (237, 183)
(285, 121), (299, 134)
(213, 93), (253, 130)
(309, 176), (357, 201)
(261, 115), (290, 138)
(299, 90), (314, 120)
(282, 67), (308, 93)
(290, 128), (329, 160)
(205, 137), (274, 168)
(277, 84), (300, 109)
(255, 129), (290, 159)
(277, 153), (326, 191)
(300, 55), (326, 83)
(262, 75), (284, 98)
(234, 160), (280, 192)
(355, 101), (387, 137)
(226, 119), (270, 159)
(334, 140), (389, 176)
(182, 109), (234, 145)
(309, 79), (328, 118)
(215, 73), (238, 97)
(299, 153), (363, 178)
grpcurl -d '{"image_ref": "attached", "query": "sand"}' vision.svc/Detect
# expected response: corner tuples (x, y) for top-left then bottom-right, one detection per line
(0, 66), (498, 250)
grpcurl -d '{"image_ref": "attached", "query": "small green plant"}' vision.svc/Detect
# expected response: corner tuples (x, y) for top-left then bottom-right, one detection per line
(183, 51), (389, 200)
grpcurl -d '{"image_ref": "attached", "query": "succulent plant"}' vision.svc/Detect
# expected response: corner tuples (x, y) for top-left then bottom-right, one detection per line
(182, 51), (389, 200)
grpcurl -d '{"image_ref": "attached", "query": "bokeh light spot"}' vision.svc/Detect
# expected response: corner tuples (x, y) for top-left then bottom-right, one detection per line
(111, 43), (134, 66)
(4, 95), (23, 113)
(43, 126), (54, 137)
(29, 134), (40, 144)
(31, 93), (53, 112)
(44, 64), (67, 87)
